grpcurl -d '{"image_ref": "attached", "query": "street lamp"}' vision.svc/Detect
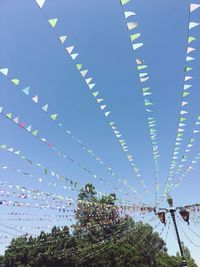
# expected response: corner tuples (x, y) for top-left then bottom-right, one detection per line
(157, 195), (187, 267)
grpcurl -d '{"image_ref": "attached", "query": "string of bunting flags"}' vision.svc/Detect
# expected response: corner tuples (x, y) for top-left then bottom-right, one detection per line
(34, 0), (152, 199)
(0, 107), (145, 204)
(0, 66), (140, 202)
(160, 2), (200, 203)
(119, 0), (160, 205)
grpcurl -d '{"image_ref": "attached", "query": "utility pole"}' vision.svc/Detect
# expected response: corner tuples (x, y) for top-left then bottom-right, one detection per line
(167, 196), (187, 267)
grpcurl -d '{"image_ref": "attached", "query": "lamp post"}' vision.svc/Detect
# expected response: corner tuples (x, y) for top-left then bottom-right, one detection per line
(167, 195), (187, 267)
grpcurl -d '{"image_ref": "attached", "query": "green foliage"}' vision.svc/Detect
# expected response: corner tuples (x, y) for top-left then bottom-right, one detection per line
(1, 184), (198, 267)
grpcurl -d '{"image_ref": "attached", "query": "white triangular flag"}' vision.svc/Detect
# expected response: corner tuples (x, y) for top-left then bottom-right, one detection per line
(132, 43), (143, 50)
(189, 22), (199, 30)
(66, 46), (74, 54)
(59, 35), (67, 44)
(85, 78), (92, 84)
(0, 68), (8, 76)
(71, 53), (79, 60)
(127, 22), (138, 30)
(190, 3), (200, 12)
(187, 47), (196, 53)
(80, 70), (88, 77)
(36, 0), (45, 8)
(100, 105), (106, 110)
(124, 11), (136, 18)
(32, 95), (38, 103)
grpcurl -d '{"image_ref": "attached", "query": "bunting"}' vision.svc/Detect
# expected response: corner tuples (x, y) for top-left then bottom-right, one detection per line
(160, 2), (200, 202)
(0, 67), (143, 201)
(119, 0), (160, 205)
(32, 3), (151, 197)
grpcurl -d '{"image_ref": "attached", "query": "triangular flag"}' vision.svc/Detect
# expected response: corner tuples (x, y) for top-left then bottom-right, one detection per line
(97, 98), (103, 103)
(85, 78), (92, 84)
(188, 36), (196, 43)
(80, 70), (88, 77)
(120, 0), (130, 5)
(124, 11), (136, 18)
(190, 3), (200, 12)
(180, 110), (188, 115)
(184, 84), (192, 90)
(32, 130), (38, 136)
(13, 117), (19, 123)
(71, 53), (79, 60)
(76, 64), (83, 70)
(132, 43), (143, 50)
(181, 101), (188, 107)
(186, 56), (194, 61)
(130, 33), (140, 41)
(48, 18), (58, 28)
(187, 47), (196, 53)
(185, 67), (192, 72)
(22, 87), (30, 95)
(136, 58), (144, 64)
(138, 65), (147, 71)
(100, 105), (106, 110)
(0, 68), (8, 76)
(180, 117), (187, 122)
(66, 46), (74, 54)
(0, 144), (6, 149)
(92, 91), (99, 97)
(127, 22), (138, 30)
(89, 83), (95, 90)
(42, 104), (48, 112)
(184, 76), (192, 81)
(59, 35), (67, 44)
(26, 125), (32, 132)
(0, 107), (2, 113)
(183, 91), (190, 97)
(32, 95), (38, 103)
(11, 79), (20, 85)
(6, 113), (12, 119)
(105, 111), (110, 117)
(189, 22), (199, 30)
(50, 114), (58, 120)
(36, 0), (45, 8)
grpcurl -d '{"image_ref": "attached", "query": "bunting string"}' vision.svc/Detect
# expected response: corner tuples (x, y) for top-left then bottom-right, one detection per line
(0, 67), (140, 202)
(33, 0), (152, 198)
(0, 108), (145, 204)
(160, 2), (200, 204)
(119, 0), (160, 206)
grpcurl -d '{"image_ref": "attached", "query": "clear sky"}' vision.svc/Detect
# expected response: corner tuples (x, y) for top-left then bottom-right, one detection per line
(0, 0), (200, 265)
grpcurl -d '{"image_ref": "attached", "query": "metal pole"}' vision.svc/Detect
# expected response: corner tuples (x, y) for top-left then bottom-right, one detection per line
(169, 208), (187, 267)
(167, 195), (187, 267)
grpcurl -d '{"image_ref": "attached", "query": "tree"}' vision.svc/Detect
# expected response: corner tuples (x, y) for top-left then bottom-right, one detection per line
(1, 184), (198, 267)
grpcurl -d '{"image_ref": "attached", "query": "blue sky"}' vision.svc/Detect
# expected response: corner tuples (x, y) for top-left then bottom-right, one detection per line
(0, 0), (200, 264)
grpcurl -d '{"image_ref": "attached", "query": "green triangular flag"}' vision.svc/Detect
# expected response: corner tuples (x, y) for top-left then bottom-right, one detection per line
(185, 67), (192, 72)
(0, 144), (6, 149)
(188, 36), (196, 43)
(183, 91), (190, 97)
(120, 0), (130, 5)
(180, 117), (187, 122)
(32, 130), (38, 136)
(6, 113), (12, 119)
(50, 114), (58, 120)
(137, 65), (147, 70)
(48, 18), (58, 28)
(130, 33), (141, 41)
(11, 79), (20, 85)
(92, 91), (99, 97)
(76, 64), (83, 70)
